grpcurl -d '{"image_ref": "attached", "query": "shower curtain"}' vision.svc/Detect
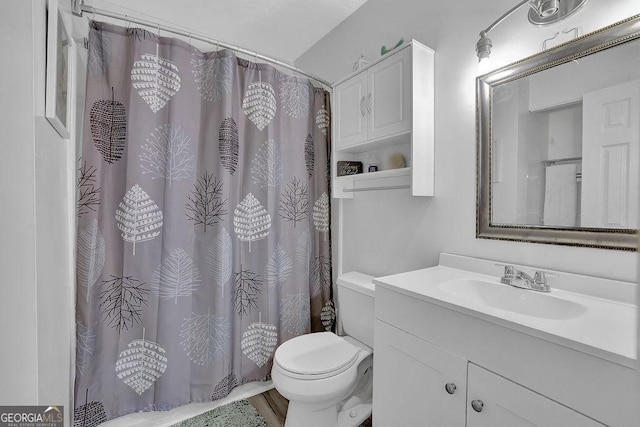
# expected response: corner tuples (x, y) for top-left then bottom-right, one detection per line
(74, 21), (333, 423)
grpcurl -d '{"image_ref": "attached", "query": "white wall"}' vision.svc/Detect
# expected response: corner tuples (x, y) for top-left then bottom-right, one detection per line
(529, 40), (640, 111)
(296, 0), (640, 282)
(0, 0), (39, 404)
(0, 1), (75, 424)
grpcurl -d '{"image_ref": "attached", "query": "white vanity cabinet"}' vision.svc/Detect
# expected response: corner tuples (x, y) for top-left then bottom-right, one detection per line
(332, 40), (434, 198)
(373, 280), (632, 426)
(374, 320), (467, 427)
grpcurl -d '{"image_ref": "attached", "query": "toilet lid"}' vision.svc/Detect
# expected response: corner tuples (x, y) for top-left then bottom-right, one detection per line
(275, 332), (359, 377)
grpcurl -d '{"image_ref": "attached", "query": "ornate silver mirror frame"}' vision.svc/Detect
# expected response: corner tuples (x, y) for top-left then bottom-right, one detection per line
(476, 14), (640, 251)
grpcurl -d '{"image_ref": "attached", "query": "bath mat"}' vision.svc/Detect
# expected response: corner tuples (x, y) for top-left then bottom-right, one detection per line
(170, 399), (266, 427)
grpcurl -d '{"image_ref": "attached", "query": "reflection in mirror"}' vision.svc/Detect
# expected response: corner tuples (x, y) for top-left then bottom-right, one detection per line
(491, 40), (639, 229)
(477, 15), (639, 250)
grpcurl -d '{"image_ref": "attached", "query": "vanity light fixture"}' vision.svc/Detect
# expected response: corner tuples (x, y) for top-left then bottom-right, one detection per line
(476, 0), (587, 63)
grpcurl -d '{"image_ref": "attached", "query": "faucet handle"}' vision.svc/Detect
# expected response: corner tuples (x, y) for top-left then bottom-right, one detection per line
(533, 271), (547, 285)
(533, 270), (558, 284)
(495, 263), (516, 285)
(532, 270), (558, 292)
(495, 263), (515, 276)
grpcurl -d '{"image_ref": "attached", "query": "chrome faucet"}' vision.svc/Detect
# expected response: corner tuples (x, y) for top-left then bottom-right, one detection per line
(496, 264), (555, 292)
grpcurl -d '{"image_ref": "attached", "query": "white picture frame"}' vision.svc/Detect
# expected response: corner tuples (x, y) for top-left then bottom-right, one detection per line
(46, 0), (73, 138)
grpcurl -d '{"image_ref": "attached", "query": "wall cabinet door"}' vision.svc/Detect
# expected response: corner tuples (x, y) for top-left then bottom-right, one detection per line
(367, 46), (412, 141)
(334, 47), (412, 149)
(467, 363), (605, 427)
(334, 72), (368, 149)
(373, 320), (467, 427)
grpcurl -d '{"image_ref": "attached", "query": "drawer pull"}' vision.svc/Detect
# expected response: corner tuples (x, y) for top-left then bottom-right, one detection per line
(445, 383), (457, 394)
(471, 399), (484, 413)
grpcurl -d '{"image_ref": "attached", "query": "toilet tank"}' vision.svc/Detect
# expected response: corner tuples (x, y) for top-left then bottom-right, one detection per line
(337, 272), (375, 347)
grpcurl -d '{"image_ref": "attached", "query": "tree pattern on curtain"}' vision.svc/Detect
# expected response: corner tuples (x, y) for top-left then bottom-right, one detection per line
(75, 21), (333, 422)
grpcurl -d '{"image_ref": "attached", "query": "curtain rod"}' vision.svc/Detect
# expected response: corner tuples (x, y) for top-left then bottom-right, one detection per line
(76, 3), (332, 88)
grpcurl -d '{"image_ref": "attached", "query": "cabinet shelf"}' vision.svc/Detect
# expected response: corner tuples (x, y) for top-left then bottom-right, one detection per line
(336, 167), (411, 181)
(335, 167), (412, 194)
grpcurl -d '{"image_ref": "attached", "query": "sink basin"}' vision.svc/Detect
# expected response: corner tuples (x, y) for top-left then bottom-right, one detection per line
(438, 278), (587, 320)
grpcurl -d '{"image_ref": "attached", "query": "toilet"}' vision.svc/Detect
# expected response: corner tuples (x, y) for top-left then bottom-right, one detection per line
(271, 272), (375, 427)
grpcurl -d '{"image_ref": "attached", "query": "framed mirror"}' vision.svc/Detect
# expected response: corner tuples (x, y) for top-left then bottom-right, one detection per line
(477, 14), (640, 251)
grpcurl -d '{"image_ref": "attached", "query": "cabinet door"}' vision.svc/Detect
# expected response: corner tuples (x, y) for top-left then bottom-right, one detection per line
(367, 46), (412, 141)
(373, 320), (466, 427)
(467, 363), (605, 427)
(334, 72), (368, 149)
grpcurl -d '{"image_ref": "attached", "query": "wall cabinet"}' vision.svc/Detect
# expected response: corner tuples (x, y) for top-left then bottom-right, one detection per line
(332, 40), (434, 198)
(334, 47), (412, 149)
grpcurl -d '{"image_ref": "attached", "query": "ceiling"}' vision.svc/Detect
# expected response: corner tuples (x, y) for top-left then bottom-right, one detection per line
(86, 0), (370, 64)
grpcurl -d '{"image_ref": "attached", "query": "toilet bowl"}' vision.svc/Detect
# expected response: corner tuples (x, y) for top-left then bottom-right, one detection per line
(271, 272), (375, 427)
(272, 333), (373, 427)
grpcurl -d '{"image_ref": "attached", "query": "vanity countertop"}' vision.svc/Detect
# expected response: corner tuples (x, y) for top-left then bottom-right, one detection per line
(374, 255), (637, 369)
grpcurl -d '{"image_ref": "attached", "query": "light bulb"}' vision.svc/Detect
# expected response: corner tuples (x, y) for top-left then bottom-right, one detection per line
(539, 0), (560, 17)
(478, 56), (492, 75)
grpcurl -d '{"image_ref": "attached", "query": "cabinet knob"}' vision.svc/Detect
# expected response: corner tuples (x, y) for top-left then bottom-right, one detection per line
(360, 96), (366, 117)
(471, 399), (484, 413)
(444, 383), (457, 394)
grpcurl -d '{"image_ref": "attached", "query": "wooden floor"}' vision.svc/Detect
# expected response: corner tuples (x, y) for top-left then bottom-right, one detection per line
(248, 388), (372, 427)
(248, 388), (288, 426)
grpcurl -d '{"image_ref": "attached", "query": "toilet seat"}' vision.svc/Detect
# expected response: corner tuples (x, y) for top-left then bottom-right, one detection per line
(274, 332), (360, 380)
